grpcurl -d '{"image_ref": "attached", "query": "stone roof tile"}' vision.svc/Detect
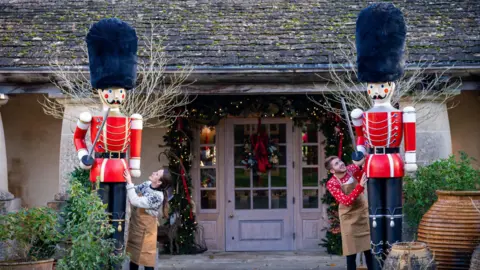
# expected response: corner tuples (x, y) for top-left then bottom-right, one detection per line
(0, 0), (478, 68)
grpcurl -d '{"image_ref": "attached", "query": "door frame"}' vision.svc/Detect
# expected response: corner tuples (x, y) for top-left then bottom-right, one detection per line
(224, 117), (295, 251)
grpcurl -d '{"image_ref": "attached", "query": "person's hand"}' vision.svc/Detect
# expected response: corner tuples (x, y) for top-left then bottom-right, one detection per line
(360, 173), (368, 187)
(123, 169), (132, 185)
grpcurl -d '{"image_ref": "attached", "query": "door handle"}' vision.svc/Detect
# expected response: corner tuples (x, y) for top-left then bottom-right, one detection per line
(229, 214), (234, 218)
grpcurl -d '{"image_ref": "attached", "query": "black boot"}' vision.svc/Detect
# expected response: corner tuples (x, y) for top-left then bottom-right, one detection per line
(368, 178), (386, 270)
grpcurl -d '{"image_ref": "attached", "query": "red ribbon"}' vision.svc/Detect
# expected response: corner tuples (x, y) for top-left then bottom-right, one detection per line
(337, 131), (343, 158)
(335, 114), (344, 158)
(180, 166), (193, 220)
(251, 118), (269, 173)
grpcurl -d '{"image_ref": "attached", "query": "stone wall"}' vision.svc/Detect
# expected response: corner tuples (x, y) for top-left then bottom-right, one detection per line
(2, 94), (62, 207)
(399, 99), (452, 166)
(399, 98), (453, 241)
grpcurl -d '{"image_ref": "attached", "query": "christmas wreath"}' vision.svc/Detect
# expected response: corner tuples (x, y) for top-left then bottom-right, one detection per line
(240, 119), (281, 174)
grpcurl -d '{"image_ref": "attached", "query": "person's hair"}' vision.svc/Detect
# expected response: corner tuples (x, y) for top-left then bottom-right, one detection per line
(324, 156), (339, 171)
(158, 169), (172, 219)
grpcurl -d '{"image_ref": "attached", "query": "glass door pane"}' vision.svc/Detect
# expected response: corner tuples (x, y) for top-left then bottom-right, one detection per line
(234, 123), (288, 210)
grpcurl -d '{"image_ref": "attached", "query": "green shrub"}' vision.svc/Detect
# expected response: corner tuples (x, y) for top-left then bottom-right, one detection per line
(403, 152), (480, 236)
(0, 207), (61, 261)
(69, 166), (91, 192)
(56, 174), (126, 269)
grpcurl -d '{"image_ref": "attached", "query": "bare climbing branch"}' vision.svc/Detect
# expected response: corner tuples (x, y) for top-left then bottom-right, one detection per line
(308, 37), (461, 125)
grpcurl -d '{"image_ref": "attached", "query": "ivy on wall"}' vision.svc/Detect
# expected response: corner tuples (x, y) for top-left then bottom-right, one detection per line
(162, 95), (352, 255)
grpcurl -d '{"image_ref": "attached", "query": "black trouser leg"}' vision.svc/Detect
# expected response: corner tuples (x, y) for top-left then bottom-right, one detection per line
(129, 261), (139, 270)
(386, 177), (403, 252)
(363, 249), (373, 269)
(367, 178), (386, 270)
(130, 261), (153, 270)
(111, 182), (127, 253)
(346, 254), (357, 270)
(97, 183), (110, 206)
(99, 183), (127, 269)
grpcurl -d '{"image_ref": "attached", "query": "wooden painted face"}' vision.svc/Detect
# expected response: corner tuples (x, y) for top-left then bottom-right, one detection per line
(367, 82), (395, 104)
(97, 88), (126, 108)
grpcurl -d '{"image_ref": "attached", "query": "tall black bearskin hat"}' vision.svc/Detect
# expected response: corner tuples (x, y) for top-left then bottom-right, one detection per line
(86, 18), (138, 90)
(355, 3), (406, 83)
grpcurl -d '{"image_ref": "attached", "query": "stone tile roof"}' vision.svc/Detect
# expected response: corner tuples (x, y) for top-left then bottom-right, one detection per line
(0, 0), (479, 69)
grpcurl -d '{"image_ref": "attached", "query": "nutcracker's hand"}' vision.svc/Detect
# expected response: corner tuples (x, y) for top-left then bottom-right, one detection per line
(80, 155), (93, 170)
(405, 163), (417, 173)
(130, 169), (141, 178)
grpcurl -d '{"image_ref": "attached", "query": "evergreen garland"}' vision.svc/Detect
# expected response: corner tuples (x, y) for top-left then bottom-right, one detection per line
(318, 112), (354, 255)
(161, 95), (352, 255)
(163, 117), (201, 254)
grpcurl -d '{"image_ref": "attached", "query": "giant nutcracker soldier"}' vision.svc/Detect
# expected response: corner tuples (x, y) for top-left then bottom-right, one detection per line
(73, 18), (143, 252)
(350, 3), (417, 269)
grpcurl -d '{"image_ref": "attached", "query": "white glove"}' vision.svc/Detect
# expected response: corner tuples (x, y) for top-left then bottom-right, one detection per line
(405, 152), (417, 172)
(79, 161), (92, 170)
(130, 169), (141, 178)
(405, 163), (417, 172)
(78, 150), (92, 170)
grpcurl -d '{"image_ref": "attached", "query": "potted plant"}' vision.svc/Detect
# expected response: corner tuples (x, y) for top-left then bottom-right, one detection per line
(403, 152), (480, 270)
(0, 206), (61, 269)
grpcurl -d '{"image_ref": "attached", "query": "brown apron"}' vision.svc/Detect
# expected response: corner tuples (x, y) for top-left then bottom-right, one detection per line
(336, 175), (371, 256)
(126, 206), (158, 267)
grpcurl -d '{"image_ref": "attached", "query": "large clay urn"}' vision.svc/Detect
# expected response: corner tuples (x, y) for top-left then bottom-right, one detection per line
(417, 191), (480, 270)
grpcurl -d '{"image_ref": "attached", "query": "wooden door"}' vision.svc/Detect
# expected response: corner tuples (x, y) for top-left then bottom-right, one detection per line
(225, 119), (294, 251)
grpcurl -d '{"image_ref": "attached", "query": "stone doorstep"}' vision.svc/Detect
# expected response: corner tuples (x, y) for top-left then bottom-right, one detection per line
(157, 251), (348, 270)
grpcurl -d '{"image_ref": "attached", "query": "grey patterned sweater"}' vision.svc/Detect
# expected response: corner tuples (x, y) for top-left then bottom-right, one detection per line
(126, 181), (164, 217)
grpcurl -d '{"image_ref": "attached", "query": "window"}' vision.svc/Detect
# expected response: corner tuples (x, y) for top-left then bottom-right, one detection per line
(199, 126), (217, 210)
(233, 123), (287, 210)
(301, 124), (320, 209)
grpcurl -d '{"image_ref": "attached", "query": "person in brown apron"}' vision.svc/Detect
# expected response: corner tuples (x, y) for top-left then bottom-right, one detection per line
(124, 168), (172, 270)
(325, 156), (373, 270)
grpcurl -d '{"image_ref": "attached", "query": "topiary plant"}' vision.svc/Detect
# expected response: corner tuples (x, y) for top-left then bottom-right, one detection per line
(403, 152), (480, 236)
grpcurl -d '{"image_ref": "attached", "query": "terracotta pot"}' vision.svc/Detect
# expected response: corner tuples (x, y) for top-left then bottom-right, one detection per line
(417, 190), (480, 270)
(0, 258), (54, 270)
(470, 244), (480, 270)
(384, 242), (436, 270)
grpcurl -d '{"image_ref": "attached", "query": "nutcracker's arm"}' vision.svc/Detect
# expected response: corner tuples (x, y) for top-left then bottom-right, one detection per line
(403, 106), (417, 172)
(74, 112), (92, 169)
(351, 108), (367, 154)
(129, 114), (143, 178)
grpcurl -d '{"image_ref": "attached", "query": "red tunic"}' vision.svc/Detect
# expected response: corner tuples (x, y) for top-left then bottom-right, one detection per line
(326, 164), (365, 206)
(363, 111), (404, 178)
(353, 109), (416, 178)
(74, 115), (142, 183)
